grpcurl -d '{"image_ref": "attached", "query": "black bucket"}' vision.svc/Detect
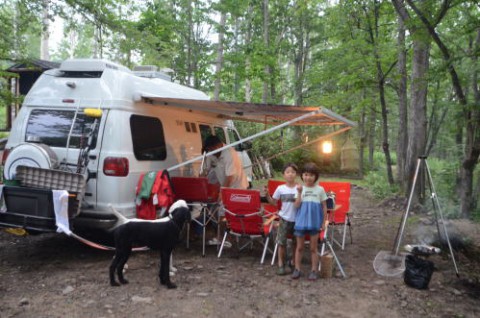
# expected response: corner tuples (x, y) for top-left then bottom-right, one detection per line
(404, 254), (434, 290)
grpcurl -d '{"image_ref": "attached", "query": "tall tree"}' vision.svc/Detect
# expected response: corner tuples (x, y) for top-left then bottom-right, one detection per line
(391, 0), (431, 201)
(402, 0), (480, 217)
(361, 0), (396, 184)
(395, 0), (408, 189)
(262, 0), (270, 103)
(40, 0), (50, 60)
(213, 2), (227, 101)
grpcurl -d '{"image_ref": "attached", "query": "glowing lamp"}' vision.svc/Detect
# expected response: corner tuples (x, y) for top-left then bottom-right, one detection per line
(322, 140), (333, 154)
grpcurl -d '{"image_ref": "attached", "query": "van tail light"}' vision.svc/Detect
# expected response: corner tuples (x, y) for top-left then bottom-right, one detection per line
(2, 148), (10, 166)
(103, 157), (129, 177)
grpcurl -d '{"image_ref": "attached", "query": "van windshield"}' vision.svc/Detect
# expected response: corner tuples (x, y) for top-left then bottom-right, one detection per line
(26, 109), (98, 148)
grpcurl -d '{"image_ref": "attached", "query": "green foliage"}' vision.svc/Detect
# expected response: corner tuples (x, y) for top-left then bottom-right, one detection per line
(0, 0), (42, 60)
(361, 170), (400, 200)
(52, 23), (95, 60)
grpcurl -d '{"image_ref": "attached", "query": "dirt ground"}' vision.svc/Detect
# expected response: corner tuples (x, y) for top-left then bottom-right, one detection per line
(1, 185), (479, 318)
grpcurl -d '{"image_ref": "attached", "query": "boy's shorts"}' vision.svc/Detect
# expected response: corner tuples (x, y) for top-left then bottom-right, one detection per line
(294, 229), (320, 237)
(276, 218), (295, 246)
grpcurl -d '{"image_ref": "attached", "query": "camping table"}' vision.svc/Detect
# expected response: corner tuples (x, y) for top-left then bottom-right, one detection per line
(170, 177), (220, 257)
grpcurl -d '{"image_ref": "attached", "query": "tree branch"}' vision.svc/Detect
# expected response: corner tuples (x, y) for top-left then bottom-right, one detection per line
(405, 0), (467, 106)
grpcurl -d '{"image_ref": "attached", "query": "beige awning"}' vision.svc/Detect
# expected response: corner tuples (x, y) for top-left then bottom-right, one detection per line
(139, 96), (356, 172)
(141, 96), (356, 128)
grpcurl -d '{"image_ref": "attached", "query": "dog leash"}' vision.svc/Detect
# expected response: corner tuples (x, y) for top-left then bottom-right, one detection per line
(69, 232), (149, 251)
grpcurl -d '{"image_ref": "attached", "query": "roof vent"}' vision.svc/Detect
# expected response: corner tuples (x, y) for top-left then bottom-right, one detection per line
(133, 65), (172, 81)
(132, 65), (158, 72)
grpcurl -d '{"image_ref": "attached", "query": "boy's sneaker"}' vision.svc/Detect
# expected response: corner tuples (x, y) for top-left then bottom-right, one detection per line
(308, 271), (318, 281)
(276, 266), (287, 276)
(291, 269), (302, 279)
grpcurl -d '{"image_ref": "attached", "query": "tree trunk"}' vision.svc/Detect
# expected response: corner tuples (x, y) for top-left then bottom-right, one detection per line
(367, 104), (376, 167)
(459, 29), (480, 217)
(40, 0), (50, 60)
(379, 79), (394, 185)
(262, 0), (270, 103)
(186, 0), (193, 86)
(292, 4), (310, 106)
(213, 12), (226, 101)
(233, 17), (240, 98)
(244, 4), (254, 102)
(371, 0), (394, 185)
(391, 0), (430, 203)
(395, 2), (408, 191)
(405, 37), (430, 202)
(358, 107), (366, 178)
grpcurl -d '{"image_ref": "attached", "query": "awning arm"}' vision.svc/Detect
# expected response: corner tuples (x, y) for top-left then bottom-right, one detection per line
(321, 108), (357, 128)
(167, 108), (322, 172)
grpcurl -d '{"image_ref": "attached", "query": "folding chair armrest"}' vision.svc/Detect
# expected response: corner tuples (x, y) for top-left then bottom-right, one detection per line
(263, 214), (278, 227)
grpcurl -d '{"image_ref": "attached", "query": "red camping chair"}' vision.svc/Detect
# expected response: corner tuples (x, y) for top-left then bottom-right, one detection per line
(218, 188), (274, 264)
(264, 179), (288, 266)
(171, 176), (220, 203)
(170, 177), (220, 256)
(319, 181), (353, 250)
(263, 179), (284, 225)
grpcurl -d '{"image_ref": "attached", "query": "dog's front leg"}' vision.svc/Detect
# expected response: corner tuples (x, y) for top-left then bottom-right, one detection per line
(159, 250), (176, 289)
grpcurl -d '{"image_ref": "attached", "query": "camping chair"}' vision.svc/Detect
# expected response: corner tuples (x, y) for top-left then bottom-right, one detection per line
(264, 178), (285, 214)
(218, 188), (274, 264)
(264, 179), (291, 266)
(319, 181), (353, 250)
(171, 176), (220, 256)
(263, 179), (284, 231)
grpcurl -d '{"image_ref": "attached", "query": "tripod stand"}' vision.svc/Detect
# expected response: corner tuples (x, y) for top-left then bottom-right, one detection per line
(393, 156), (459, 276)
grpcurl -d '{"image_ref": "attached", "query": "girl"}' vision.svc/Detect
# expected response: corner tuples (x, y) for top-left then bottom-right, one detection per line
(265, 163), (299, 275)
(292, 162), (328, 281)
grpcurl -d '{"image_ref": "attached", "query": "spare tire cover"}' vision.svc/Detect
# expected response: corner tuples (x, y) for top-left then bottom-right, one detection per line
(4, 143), (59, 180)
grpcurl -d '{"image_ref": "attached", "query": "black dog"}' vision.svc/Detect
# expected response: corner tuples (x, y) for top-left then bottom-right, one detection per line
(109, 200), (191, 288)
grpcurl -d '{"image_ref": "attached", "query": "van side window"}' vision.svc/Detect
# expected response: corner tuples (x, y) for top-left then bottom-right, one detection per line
(227, 128), (240, 143)
(130, 115), (167, 160)
(199, 124), (213, 146)
(228, 128), (244, 151)
(25, 109), (98, 148)
(214, 127), (226, 143)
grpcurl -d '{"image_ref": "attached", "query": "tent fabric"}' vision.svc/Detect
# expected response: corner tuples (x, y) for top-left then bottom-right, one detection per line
(141, 96), (356, 128)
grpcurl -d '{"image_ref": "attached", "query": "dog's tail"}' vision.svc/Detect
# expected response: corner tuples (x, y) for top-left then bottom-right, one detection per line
(108, 204), (129, 227)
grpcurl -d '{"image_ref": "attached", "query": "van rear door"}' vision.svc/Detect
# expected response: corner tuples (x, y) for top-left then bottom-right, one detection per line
(24, 108), (104, 206)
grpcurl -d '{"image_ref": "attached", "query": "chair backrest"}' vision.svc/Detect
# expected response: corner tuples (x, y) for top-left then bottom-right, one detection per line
(319, 181), (351, 223)
(267, 179), (285, 196)
(221, 188), (264, 235)
(267, 179), (285, 212)
(171, 177), (220, 203)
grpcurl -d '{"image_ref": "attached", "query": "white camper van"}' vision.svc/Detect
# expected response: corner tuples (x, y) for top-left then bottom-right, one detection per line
(0, 59), (253, 233)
